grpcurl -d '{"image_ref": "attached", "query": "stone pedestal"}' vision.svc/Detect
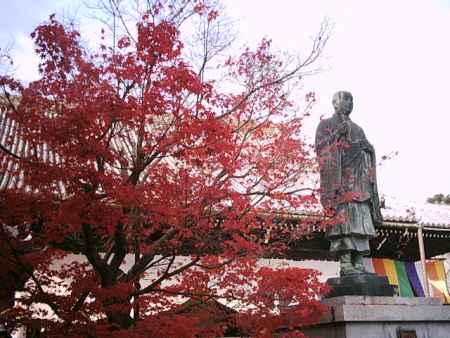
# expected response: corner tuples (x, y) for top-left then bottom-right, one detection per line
(303, 296), (450, 338)
(326, 273), (395, 298)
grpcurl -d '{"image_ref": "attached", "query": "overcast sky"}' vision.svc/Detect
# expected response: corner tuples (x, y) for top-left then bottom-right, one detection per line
(1, 0), (449, 204)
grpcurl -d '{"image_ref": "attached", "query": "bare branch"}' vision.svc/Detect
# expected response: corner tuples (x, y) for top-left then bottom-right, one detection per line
(132, 255), (200, 296)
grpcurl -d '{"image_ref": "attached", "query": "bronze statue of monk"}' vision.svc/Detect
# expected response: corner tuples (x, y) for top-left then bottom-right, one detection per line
(315, 91), (382, 275)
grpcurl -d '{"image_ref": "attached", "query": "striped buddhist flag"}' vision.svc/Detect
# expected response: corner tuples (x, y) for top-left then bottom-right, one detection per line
(394, 261), (414, 297)
(372, 258), (386, 276)
(363, 257), (375, 273)
(405, 262), (425, 297)
(434, 260), (450, 304)
(383, 259), (399, 286)
(426, 260), (450, 304)
(414, 261), (426, 295)
(372, 258), (401, 295)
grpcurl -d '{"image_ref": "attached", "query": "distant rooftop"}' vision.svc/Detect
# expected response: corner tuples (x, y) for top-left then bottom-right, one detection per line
(381, 195), (450, 229)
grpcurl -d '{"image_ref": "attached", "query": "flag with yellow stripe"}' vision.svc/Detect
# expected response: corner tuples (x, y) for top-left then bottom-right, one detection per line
(382, 259), (399, 286)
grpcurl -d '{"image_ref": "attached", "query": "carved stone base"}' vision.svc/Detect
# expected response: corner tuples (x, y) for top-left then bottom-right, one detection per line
(326, 273), (395, 298)
(302, 296), (450, 338)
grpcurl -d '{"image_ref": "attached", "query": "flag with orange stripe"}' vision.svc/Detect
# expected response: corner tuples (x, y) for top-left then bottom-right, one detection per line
(426, 260), (450, 304)
(372, 258), (386, 276)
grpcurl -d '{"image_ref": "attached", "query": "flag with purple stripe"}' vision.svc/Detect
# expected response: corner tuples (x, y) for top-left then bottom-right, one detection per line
(405, 262), (425, 297)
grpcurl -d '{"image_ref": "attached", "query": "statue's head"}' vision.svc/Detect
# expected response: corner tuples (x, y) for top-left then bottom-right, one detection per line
(332, 91), (353, 116)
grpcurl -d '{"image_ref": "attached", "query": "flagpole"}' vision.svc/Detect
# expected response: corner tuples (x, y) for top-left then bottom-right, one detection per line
(418, 225), (430, 297)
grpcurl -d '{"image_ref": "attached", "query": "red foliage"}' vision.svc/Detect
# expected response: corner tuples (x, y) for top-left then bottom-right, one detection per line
(0, 2), (328, 337)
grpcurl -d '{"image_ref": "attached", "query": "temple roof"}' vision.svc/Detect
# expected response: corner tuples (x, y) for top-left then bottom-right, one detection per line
(380, 196), (450, 229)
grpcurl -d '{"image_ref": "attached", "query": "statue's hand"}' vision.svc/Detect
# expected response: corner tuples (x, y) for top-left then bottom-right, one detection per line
(337, 121), (349, 136)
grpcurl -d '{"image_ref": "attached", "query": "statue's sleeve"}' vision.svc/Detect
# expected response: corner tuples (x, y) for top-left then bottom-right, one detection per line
(356, 124), (383, 225)
(368, 143), (383, 225)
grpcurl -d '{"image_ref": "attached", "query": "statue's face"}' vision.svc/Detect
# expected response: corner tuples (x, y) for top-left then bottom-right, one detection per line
(334, 92), (353, 116)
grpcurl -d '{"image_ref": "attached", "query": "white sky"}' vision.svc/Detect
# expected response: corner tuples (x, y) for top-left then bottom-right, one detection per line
(2, 0), (450, 203)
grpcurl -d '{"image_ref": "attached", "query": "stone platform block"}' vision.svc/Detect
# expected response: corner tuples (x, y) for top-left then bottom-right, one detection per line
(303, 296), (450, 338)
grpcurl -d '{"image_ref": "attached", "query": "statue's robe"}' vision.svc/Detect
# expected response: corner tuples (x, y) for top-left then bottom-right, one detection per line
(315, 114), (382, 254)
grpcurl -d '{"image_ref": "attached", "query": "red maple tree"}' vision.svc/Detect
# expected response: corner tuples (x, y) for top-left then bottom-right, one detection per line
(0, 1), (330, 337)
